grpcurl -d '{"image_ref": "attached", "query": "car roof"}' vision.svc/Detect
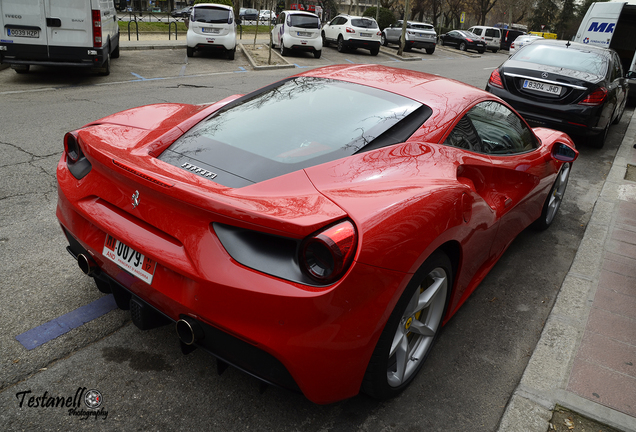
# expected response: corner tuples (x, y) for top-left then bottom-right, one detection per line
(529, 39), (613, 57)
(281, 10), (318, 16)
(194, 3), (232, 10)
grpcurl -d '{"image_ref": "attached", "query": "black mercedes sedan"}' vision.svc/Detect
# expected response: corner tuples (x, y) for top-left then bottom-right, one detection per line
(486, 40), (628, 148)
(439, 30), (486, 53)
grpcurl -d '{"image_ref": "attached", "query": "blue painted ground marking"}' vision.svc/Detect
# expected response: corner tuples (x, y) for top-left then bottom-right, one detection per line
(345, 58), (355, 64)
(235, 67), (247, 73)
(131, 72), (146, 80)
(15, 295), (118, 350)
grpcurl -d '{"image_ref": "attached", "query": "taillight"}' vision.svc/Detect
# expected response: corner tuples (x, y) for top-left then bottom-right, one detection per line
(465, 38), (473, 42)
(488, 69), (504, 89)
(346, 27), (355, 33)
(300, 220), (357, 284)
(92, 9), (102, 47)
(578, 87), (607, 106)
(64, 131), (81, 162)
(510, 42), (515, 49)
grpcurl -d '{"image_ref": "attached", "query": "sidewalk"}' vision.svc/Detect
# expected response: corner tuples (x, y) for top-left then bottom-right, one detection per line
(498, 109), (636, 431)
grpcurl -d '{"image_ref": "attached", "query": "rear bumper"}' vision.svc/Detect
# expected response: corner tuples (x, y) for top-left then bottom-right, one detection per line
(406, 40), (435, 49)
(344, 38), (380, 50)
(0, 42), (109, 68)
(187, 31), (236, 51)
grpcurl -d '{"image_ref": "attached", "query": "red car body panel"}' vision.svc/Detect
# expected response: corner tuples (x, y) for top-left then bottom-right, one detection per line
(56, 64), (577, 404)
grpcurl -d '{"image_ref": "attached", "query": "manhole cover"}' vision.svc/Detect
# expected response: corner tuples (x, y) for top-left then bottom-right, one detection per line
(626, 164), (636, 182)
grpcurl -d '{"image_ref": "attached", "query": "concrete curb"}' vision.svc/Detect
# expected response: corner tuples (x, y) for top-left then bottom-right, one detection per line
(496, 108), (636, 432)
(238, 43), (295, 70)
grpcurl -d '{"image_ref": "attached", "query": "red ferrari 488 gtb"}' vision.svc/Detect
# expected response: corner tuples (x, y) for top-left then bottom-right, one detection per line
(56, 65), (577, 404)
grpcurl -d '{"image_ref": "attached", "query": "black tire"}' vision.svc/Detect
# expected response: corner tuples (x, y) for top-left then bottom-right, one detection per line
(314, 49), (321, 59)
(381, 34), (387, 46)
(280, 39), (291, 56)
(459, 42), (467, 51)
(370, 47), (379, 56)
(426, 47), (435, 54)
(612, 100), (625, 125)
(187, 46), (194, 57)
(440, 38), (445, 46)
(337, 35), (345, 53)
(362, 251), (452, 400)
(478, 49), (485, 54)
(404, 45), (412, 52)
(322, 32), (329, 47)
(98, 53), (110, 76)
(590, 123), (609, 148)
(227, 48), (235, 60)
(111, 41), (120, 59)
(533, 163), (571, 230)
(491, 48), (498, 53)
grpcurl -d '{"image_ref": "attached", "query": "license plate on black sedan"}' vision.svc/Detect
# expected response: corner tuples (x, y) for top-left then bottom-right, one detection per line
(102, 234), (156, 284)
(523, 79), (561, 95)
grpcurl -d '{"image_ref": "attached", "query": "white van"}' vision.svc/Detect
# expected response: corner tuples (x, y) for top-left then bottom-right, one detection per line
(0, 0), (120, 75)
(186, 3), (237, 60)
(467, 26), (501, 52)
(272, 10), (322, 58)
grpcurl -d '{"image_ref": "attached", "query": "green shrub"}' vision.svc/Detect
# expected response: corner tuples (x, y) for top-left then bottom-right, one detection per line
(362, 7), (395, 31)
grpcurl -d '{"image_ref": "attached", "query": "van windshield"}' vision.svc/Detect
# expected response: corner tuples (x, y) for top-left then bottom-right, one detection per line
(194, 6), (231, 23)
(289, 15), (320, 28)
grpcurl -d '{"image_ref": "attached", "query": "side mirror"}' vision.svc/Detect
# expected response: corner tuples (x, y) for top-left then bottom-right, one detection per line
(551, 142), (578, 162)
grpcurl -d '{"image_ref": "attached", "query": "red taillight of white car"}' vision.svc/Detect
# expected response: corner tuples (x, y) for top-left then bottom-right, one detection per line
(578, 87), (608, 106)
(488, 69), (504, 89)
(346, 27), (355, 33)
(92, 10), (102, 47)
(301, 220), (357, 284)
(510, 42), (516, 50)
(64, 131), (81, 162)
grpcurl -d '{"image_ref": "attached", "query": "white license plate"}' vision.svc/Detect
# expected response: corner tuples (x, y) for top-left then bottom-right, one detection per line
(523, 79), (561, 95)
(296, 31), (311, 37)
(202, 27), (220, 34)
(7, 28), (39, 38)
(360, 32), (372, 37)
(103, 234), (156, 284)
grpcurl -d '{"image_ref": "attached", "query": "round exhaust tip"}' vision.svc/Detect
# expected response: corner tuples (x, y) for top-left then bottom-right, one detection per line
(78, 254), (96, 276)
(176, 317), (204, 345)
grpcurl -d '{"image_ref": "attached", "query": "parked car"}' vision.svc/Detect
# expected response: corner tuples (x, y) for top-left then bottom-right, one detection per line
(499, 28), (526, 51)
(57, 64), (578, 404)
(171, 6), (192, 18)
(439, 30), (486, 53)
(186, 3), (237, 60)
(381, 20), (436, 54)
(486, 39), (629, 148)
(508, 35), (543, 55)
(259, 9), (277, 22)
(322, 14), (381, 55)
(272, 10), (322, 58)
(239, 8), (258, 22)
(467, 26), (501, 52)
(628, 70), (636, 104)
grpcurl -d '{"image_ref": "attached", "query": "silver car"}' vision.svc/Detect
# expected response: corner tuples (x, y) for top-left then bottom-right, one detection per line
(509, 35), (543, 55)
(381, 21), (436, 54)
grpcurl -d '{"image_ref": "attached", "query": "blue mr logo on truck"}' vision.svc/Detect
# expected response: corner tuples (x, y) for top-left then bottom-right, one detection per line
(587, 22), (616, 33)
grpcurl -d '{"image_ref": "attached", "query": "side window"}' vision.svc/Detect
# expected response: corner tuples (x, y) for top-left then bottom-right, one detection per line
(474, 28), (482, 36)
(444, 116), (484, 152)
(613, 53), (623, 80)
(467, 101), (538, 154)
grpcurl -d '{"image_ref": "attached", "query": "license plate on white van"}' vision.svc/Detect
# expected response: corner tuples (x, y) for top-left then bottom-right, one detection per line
(8, 28), (39, 38)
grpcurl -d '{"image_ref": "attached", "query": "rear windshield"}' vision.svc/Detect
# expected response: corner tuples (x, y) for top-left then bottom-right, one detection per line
(351, 18), (378, 29)
(289, 15), (320, 28)
(161, 77), (426, 186)
(411, 23), (434, 30)
(193, 6), (230, 23)
(512, 44), (608, 76)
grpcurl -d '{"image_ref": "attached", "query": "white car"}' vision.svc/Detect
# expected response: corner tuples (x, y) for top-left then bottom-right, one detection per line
(381, 20), (436, 54)
(272, 10), (322, 58)
(186, 3), (237, 60)
(509, 35), (543, 55)
(467, 26), (502, 53)
(322, 14), (381, 55)
(259, 10), (276, 22)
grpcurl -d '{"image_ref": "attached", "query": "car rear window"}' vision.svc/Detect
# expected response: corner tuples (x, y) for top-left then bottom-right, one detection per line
(411, 23), (434, 30)
(513, 44), (608, 76)
(193, 6), (230, 23)
(351, 18), (378, 29)
(160, 77), (428, 187)
(289, 14), (320, 28)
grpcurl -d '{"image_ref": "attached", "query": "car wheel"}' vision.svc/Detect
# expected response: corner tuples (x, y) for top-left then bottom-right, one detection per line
(187, 46), (194, 57)
(280, 39), (291, 56)
(337, 35), (345, 53)
(426, 47), (435, 54)
(98, 53), (110, 76)
(322, 31), (329, 47)
(590, 123), (609, 148)
(478, 49), (485, 54)
(111, 40), (120, 59)
(440, 38), (445, 46)
(362, 251), (451, 400)
(459, 42), (467, 51)
(314, 49), (321, 59)
(612, 100), (625, 125)
(491, 48), (498, 53)
(533, 163), (571, 230)
(404, 45), (412, 52)
(381, 34), (387, 46)
(227, 48), (235, 60)
(370, 47), (379, 56)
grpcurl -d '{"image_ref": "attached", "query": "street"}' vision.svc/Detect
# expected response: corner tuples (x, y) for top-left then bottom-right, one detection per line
(0, 44), (631, 431)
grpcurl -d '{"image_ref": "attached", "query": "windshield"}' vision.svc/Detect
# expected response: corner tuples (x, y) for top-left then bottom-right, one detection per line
(161, 77), (426, 187)
(289, 15), (320, 28)
(512, 44), (608, 76)
(411, 23), (434, 30)
(194, 6), (230, 23)
(351, 18), (378, 29)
